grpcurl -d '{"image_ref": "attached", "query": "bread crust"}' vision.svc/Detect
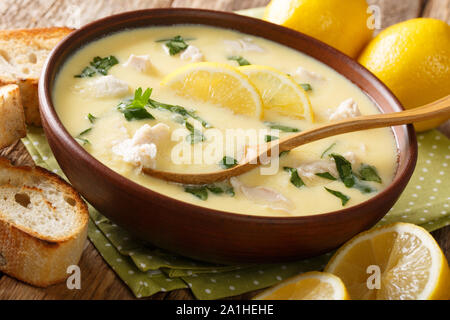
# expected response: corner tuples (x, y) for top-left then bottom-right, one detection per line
(0, 27), (74, 43)
(0, 27), (73, 126)
(0, 158), (89, 287)
(0, 84), (26, 148)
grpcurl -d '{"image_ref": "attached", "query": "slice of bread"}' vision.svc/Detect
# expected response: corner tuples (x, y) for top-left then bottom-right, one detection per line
(0, 27), (73, 126)
(0, 84), (26, 149)
(0, 158), (89, 287)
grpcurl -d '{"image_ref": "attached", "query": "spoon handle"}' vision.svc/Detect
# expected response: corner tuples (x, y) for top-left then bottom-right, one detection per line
(279, 95), (450, 151)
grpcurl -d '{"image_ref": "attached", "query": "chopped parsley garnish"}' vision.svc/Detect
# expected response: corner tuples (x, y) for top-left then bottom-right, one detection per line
(78, 128), (91, 136)
(87, 113), (97, 124)
(264, 122), (300, 133)
(219, 156), (238, 169)
(75, 137), (90, 145)
(185, 121), (206, 144)
(315, 172), (337, 180)
(300, 83), (312, 91)
(330, 153), (376, 194)
(358, 164), (382, 183)
(283, 167), (305, 189)
(117, 88), (155, 121)
(325, 187), (350, 206)
(148, 99), (212, 128)
(184, 182), (234, 201)
(206, 183), (235, 196)
(157, 36), (191, 56)
(353, 179), (376, 194)
(330, 154), (354, 188)
(321, 142), (336, 159)
(265, 135), (279, 142)
(74, 55), (119, 78)
(228, 55), (251, 66)
(184, 186), (208, 201)
(75, 127), (92, 145)
(279, 150), (290, 157)
(148, 96), (213, 144)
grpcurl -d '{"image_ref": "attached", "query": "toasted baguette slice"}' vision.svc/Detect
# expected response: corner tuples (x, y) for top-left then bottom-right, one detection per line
(0, 84), (26, 149)
(0, 27), (73, 126)
(0, 158), (88, 287)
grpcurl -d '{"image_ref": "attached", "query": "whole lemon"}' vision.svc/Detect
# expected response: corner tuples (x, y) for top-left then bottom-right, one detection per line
(263, 0), (373, 58)
(359, 18), (450, 131)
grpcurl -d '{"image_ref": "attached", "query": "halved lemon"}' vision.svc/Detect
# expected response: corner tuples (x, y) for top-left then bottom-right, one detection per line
(253, 271), (350, 300)
(325, 222), (450, 300)
(161, 62), (263, 118)
(239, 65), (314, 121)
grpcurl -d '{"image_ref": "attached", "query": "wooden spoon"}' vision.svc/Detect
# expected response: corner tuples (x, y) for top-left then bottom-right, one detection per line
(143, 95), (450, 184)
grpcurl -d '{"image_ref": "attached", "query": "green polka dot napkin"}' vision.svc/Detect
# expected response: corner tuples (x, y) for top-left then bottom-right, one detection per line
(22, 126), (449, 299)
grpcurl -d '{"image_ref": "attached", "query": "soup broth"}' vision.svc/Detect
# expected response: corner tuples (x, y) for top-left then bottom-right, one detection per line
(54, 25), (398, 217)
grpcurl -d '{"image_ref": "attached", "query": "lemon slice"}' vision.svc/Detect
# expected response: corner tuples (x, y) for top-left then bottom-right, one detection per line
(239, 65), (314, 121)
(254, 271), (350, 300)
(325, 222), (450, 300)
(161, 62), (263, 118)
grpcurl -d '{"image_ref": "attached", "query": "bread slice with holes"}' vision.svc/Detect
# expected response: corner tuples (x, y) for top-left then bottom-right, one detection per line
(0, 84), (26, 149)
(0, 27), (73, 126)
(0, 158), (89, 287)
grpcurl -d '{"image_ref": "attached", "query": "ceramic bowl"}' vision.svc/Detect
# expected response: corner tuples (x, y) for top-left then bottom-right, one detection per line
(39, 8), (417, 263)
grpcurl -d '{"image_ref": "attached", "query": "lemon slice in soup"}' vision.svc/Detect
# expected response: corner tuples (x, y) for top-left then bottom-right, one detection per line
(161, 62), (263, 118)
(240, 65), (314, 122)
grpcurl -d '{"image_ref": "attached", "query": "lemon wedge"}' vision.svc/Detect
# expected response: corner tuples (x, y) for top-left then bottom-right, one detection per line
(325, 222), (450, 300)
(254, 271), (350, 300)
(161, 62), (263, 118)
(239, 65), (314, 121)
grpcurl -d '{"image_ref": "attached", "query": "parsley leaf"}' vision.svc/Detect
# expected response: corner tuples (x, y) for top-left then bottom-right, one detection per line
(358, 164), (382, 183)
(279, 150), (290, 157)
(330, 154), (354, 188)
(325, 187), (350, 206)
(353, 179), (376, 194)
(184, 186), (208, 201)
(117, 88), (155, 121)
(330, 153), (377, 194)
(315, 172), (337, 180)
(87, 113), (97, 124)
(283, 167), (305, 189)
(78, 128), (91, 136)
(148, 96), (212, 144)
(219, 156), (238, 169)
(185, 121), (206, 144)
(264, 122), (300, 133)
(75, 66), (96, 78)
(75, 56), (119, 78)
(206, 183), (235, 196)
(148, 99), (212, 128)
(184, 182), (234, 200)
(300, 83), (312, 91)
(228, 56), (251, 66)
(157, 36), (191, 56)
(75, 128), (92, 145)
(75, 137), (90, 145)
(321, 142), (336, 159)
(265, 135), (279, 142)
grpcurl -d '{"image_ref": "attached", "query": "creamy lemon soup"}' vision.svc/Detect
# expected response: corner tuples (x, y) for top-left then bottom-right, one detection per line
(54, 25), (398, 217)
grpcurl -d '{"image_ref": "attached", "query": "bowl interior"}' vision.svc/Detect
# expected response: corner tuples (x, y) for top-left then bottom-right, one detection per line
(40, 8), (417, 223)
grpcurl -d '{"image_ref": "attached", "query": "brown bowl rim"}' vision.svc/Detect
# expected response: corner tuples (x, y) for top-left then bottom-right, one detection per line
(39, 8), (417, 226)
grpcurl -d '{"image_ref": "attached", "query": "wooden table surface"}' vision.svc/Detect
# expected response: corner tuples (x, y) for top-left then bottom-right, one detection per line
(0, 0), (449, 300)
